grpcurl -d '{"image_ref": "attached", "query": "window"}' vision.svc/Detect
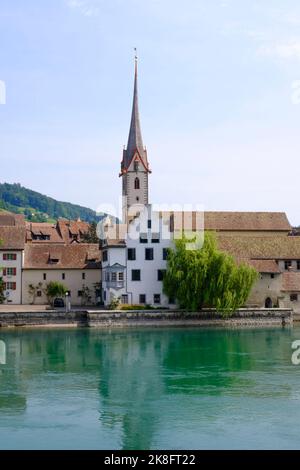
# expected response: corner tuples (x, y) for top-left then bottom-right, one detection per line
(134, 177), (140, 190)
(154, 294), (161, 304)
(151, 235), (160, 243)
(5, 282), (16, 291)
(134, 161), (139, 171)
(118, 272), (124, 281)
(62, 273), (65, 280)
(140, 234), (148, 244)
(43, 273), (47, 281)
(82, 273), (86, 280)
(285, 260), (292, 270)
(271, 274), (275, 279)
(145, 248), (154, 260)
(111, 272), (117, 282)
(148, 220), (152, 229)
(102, 250), (108, 262)
(297, 261), (300, 270)
(139, 294), (146, 304)
(163, 248), (168, 260)
(105, 272), (110, 282)
(78, 290), (83, 297)
(290, 294), (298, 302)
(132, 270), (141, 281)
(3, 253), (17, 261)
(104, 290), (107, 301)
(37, 291), (42, 297)
(158, 270), (166, 281)
(4, 268), (16, 276)
(127, 248), (136, 260)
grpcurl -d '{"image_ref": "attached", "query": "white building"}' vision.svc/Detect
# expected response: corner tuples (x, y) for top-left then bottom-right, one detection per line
(0, 213), (25, 305)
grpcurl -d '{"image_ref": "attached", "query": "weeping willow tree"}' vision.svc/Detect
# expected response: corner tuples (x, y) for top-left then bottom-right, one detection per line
(163, 232), (258, 316)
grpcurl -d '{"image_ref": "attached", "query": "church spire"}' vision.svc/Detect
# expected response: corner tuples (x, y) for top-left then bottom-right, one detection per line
(121, 52), (150, 172)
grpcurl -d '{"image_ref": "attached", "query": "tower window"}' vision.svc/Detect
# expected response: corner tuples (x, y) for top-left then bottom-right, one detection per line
(134, 177), (140, 190)
(134, 161), (139, 171)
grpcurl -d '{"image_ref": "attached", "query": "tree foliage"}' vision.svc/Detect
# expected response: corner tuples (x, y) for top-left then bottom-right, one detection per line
(163, 232), (258, 316)
(45, 281), (68, 305)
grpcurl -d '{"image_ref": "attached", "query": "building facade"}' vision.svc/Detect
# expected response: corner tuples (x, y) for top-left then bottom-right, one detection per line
(0, 213), (25, 304)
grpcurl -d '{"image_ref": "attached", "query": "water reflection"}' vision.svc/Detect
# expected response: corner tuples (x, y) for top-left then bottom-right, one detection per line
(0, 340), (6, 365)
(0, 327), (297, 449)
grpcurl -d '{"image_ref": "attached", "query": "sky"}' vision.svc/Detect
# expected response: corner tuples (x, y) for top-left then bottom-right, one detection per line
(0, 0), (300, 224)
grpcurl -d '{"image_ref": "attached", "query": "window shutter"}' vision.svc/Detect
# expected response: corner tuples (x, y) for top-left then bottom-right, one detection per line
(3, 268), (6, 276)
(13, 268), (16, 276)
(13, 282), (16, 291)
(3, 254), (7, 261)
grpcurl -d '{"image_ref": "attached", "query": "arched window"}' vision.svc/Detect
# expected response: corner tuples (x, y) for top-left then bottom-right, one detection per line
(134, 177), (140, 190)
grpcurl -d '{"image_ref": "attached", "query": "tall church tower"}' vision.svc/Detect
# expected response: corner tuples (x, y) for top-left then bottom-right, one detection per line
(120, 55), (151, 221)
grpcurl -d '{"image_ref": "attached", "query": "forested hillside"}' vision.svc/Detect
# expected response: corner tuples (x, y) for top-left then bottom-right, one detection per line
(0, 183), (100, 223)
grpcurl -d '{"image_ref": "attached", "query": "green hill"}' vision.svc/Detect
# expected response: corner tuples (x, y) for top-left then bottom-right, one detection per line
(0, 182), (101, 223)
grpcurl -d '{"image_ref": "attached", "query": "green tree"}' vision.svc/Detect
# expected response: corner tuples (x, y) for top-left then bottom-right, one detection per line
(81, 222), (99, 243)
(163, 232), (258, 316)
(45, 281), (67, 305)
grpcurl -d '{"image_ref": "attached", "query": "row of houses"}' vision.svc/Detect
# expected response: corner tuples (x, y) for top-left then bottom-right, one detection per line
(1, 207), (300, 312)
(0, 212), (101, 305)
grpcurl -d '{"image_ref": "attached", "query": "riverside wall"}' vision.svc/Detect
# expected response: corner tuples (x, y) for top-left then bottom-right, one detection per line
(0, 308), (293, 328)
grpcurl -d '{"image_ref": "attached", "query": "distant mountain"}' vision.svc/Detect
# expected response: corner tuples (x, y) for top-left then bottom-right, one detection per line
(0, 182), (101, 223)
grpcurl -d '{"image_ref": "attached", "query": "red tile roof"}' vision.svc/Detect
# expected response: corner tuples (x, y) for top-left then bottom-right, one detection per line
(24, 243), (101, 269)
(282, 272), (300, 292)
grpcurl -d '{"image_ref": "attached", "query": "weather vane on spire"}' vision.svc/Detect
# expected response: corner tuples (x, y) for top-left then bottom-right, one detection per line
(134, 47), (138, 61)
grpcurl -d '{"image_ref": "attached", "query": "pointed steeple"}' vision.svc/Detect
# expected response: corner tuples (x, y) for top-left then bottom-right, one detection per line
(121, 53), (150, 172)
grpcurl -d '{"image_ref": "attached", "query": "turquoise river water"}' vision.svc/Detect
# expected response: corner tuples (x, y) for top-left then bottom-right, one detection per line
(0, 326), (300, 450)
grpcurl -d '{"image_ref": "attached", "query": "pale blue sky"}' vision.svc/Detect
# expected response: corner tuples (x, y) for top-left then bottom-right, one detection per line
(0, 0), (300, 224)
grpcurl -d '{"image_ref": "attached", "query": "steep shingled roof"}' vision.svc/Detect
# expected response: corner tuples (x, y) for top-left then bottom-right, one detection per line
(171, 211), (291, 232)
(282, 272), (300, 292)
(217, 234), (300, 260)
(0, 212), (26, 249)
(24, 244), (101, 269)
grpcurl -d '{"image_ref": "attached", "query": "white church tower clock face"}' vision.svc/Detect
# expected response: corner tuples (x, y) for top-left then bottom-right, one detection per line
(120, 53), (151, 222)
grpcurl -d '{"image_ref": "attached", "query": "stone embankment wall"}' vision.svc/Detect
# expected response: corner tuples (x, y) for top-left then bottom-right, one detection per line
(0, 308), (293, 328)
(87, 309), (292, 328)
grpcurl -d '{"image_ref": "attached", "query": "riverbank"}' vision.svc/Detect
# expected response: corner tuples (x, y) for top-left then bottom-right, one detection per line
(0, 308), (293, 328)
